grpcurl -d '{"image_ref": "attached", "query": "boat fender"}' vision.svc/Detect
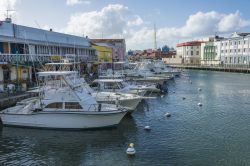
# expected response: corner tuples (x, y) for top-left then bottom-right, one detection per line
(126, 143), (136, 155)
(144, 126), (151, 131)
(165, 112), (171, 117)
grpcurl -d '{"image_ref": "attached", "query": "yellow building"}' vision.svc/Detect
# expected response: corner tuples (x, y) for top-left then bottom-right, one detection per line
(92, 44), (112, 63)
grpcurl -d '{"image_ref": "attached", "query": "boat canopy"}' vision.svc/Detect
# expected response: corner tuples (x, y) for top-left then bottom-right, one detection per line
(37, 71), (78, 76)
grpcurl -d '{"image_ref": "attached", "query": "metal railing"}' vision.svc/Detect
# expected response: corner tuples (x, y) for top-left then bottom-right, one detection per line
(0, 54), (98, 64)
(0, 54), (51, 63)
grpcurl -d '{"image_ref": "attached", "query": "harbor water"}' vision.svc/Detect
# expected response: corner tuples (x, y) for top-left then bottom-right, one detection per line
(1, 70), (250, 165)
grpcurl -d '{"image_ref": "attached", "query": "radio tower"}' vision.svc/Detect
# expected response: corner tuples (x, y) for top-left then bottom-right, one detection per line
(154, 23), (157, 51)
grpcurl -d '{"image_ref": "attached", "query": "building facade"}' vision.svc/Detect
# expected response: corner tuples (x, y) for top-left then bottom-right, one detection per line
(176, 41), (203, 64)
(216, 32), (250, 65)
(201, 41), (221, 65)
(91, 39), (126, 62)
(0, 19), (96, 91)
(92, 44), (112, 63)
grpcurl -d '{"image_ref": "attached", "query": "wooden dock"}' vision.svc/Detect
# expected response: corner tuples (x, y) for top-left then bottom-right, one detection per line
(169, 65), (250, 74)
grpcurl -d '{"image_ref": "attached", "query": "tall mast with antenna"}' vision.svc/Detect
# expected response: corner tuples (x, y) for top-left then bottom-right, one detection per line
(154, 23), (157, 51)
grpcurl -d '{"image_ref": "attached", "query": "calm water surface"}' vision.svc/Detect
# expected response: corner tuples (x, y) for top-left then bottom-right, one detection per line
(1, 70), (250, 166)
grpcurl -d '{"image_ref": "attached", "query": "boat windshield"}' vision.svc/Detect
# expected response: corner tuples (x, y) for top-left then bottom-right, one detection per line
(45, 102), (63, 109)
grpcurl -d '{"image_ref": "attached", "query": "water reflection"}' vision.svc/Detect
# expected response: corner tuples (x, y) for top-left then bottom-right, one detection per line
(0, 115), (138, 165)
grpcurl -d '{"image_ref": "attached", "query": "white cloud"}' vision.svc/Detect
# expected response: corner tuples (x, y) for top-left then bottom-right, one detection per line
(66, 0), (91, 6)
(127, 11), (250, 49)
(127, 15), (143, 27)
(63, 4), (140, 38)
(0, 0), (17, 20)
(62, 5), (250, 50)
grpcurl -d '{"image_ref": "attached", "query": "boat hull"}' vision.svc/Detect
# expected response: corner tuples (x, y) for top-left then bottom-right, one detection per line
(96, 98), (141, 112)
(0, 111), (127, 130)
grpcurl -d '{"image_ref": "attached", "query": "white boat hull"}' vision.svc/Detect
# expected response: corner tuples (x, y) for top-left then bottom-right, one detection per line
(96, 97), (141, 111)
(0, 111), (127, 130)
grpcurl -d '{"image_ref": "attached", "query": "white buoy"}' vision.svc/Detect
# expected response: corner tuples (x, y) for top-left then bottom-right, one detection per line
(197, 103), (202, 107)
(144, 126), (151, 131)
(126, 143), (136, 155)
(198, 88), (202, 91)
(165, 112), (171, 117)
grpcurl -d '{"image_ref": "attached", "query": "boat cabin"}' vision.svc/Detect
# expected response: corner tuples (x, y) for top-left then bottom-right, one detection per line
(92, 79), (125, 91)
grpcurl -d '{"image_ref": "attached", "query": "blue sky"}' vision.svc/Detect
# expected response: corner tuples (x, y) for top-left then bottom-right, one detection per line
(1, 0), (250, 50)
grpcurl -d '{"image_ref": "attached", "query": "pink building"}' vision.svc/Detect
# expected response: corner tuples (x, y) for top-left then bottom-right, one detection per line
(91, 39), (126, 62)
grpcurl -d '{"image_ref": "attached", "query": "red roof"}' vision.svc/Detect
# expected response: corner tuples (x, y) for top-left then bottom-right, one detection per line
(176, 41), (203, 47)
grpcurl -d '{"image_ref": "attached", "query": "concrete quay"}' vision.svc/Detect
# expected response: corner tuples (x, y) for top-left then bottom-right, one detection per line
(170, 64), (250, 74)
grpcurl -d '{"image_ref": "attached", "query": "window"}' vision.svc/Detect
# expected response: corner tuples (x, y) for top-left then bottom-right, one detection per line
(45, 102), (63, 109)
(238, 41), (241, 45)
(196, 51), (199, 55)
(191, 51), (193, 55)
(104, 82), (120, 89)
(65, 102), (82, 109)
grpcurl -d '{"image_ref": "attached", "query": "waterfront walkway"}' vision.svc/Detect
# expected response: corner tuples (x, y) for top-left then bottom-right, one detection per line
(170, 64), (250, 73)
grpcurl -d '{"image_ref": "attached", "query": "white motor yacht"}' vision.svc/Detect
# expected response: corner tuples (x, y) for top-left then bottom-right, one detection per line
(45, 62), (143, 112)
(64, 74), (144, 112)
(92, 78), (165, 96)
(152, 60), (181, 76)
(92, 92), (142, 112)
(0, 71), (128, 130)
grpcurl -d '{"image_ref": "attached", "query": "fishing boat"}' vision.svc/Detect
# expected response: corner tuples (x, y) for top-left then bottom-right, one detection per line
(0, 71), (127, 130)
(92, 78), (165, 96)
(45, 61), (143, 112)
